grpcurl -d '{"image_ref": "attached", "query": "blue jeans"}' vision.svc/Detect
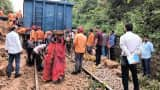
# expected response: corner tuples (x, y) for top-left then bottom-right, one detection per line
(7, 53), (20, 77)
(102, 46), (107, 56)
(75, 53), (84, 72)
(142, 58), (151, 76)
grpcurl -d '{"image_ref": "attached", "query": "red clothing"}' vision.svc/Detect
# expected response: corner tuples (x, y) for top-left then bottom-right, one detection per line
(43, 40), (65, 81)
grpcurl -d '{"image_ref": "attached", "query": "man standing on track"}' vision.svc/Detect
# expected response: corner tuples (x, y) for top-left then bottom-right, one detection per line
(120, 23), (142, 90)
(72, 26), (87, 74)
(101, 30), (108, 57)
(108, 30), (116, 60)
(87, 29), (95, 54)
(5, 27), (23, 78)
(95, 27), (103, 66)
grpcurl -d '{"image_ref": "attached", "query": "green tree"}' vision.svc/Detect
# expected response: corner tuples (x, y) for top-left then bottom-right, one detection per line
(0, 0), (13, 14)
(71, 0), (160, 84)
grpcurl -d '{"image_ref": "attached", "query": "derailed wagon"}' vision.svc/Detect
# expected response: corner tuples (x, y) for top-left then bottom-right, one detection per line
(23, 0), (74, 31)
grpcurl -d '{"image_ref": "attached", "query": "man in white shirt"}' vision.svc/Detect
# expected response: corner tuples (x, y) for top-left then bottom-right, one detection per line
(120, 23), (142, 90)
(5, 27), (23, 78)
(33, 44), (46, 71)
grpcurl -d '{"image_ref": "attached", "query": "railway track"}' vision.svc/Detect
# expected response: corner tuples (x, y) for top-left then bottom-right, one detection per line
(66, 55), (112, 90)
(33, 54), (91, 90)
(0, 52), (112, 90)
(34, 59), (40, 90)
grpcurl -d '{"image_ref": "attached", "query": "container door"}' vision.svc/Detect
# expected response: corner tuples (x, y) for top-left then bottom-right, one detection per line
(35, 2), (43, 27)
(56, 4), (64, 30)
(23, 0), (33, 27)
(44, 3), (55, 31)
(65, 5), (73, 29)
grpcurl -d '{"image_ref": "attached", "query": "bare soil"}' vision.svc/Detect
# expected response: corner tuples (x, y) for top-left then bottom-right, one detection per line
(0, 43), (91, 90)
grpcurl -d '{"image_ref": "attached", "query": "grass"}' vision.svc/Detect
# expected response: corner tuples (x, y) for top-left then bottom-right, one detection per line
(139, 74), (160, 90)
(89, 77), (106, 90)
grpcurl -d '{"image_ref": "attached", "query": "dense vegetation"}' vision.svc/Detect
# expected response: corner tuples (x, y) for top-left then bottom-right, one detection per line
(0, 0), (13, 14)
(70, 0), (160, 89)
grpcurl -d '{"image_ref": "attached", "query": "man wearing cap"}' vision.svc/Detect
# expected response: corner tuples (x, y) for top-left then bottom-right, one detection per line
(72, 26), (87, 74)
(5, 27), (23, 78)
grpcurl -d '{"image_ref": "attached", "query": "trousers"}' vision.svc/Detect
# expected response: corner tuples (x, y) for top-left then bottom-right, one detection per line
(96, 45), (102, 65)
(75, 53), (84, 72)
(142, 58), (151, 76)
(7, 53), (20, 77)
(121, 56), (139, 90)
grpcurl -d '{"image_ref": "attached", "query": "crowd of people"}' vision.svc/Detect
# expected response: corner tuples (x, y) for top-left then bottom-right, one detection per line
(69, 24), (154, 90)
(2, 9), (155, 90)
(0, 9), (23, 27)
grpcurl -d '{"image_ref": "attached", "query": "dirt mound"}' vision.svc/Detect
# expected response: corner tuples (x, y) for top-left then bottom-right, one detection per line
(0, 67), (35, 90)
(0, 48), (8, 61)
(0, 48), (8, 76)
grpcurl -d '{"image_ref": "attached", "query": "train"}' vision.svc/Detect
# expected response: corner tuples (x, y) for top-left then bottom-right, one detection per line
(23, 0), (74, 31)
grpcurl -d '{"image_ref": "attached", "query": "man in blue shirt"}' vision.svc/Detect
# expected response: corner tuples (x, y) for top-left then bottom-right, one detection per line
(141, 35), (154, 78)
(109, 31), (116, 60)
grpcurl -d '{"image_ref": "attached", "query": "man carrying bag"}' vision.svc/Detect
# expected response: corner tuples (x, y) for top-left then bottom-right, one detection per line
(120, 23), (142, 90)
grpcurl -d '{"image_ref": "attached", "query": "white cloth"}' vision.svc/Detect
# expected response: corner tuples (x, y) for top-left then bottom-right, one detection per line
(5, 31), (23, 54)
(71, 32), (75, 39)
(33, 44), (46, 54)
(120, 31), (142, 56)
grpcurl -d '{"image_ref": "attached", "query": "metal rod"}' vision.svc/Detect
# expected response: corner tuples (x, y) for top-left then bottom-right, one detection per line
(34, 59), (40, 90)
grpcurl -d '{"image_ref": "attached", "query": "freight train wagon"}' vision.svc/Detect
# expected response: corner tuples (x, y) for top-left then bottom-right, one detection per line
(23, 0), (74, 31)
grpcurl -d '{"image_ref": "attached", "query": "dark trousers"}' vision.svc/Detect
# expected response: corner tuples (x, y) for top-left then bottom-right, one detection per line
(32, 52), (43, 71)
(21, 34), (26, 48)
(7, 53), (20, 77)
(26, 48), (33, 66)
(110, 47), (115, 60)
(87, 46), (93, 54)
(121, 56), (139, 90)
(37, 40), (44, 46)
(142, 58), (151, 76)
(66, 43), (71, 54)
(96, 45), (102, 65)
(75, 53), (84, 72)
